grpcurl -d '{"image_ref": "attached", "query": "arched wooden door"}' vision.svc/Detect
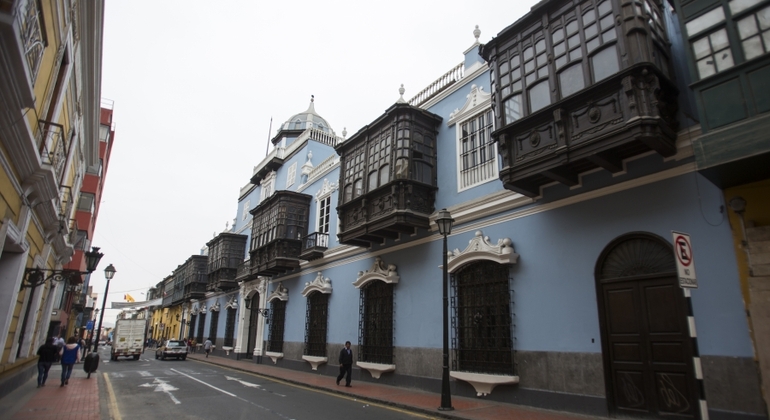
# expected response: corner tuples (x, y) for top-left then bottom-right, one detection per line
(595, 232), (699, 418)
(245, 293), (260, 358)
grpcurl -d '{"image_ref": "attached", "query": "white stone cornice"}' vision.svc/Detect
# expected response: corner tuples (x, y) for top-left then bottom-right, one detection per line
(302, 272), (332, 297)
(315, 178), (338, 200)
(446, 231), (519, 273)
(353, 257), (399, 289)
(448, 84), (491, 127)
(225, 295), (238, 310)
(210, 300), (221, 312)
(267, 283), (288, 303)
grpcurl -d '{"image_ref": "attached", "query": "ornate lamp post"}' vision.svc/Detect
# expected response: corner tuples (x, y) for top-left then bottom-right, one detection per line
(17, 247), (104, 358)
(91, 264), (116, 352)
(435, 209), (454, 411)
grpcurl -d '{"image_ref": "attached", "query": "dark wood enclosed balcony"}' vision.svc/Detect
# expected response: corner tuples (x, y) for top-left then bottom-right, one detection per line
(176, 255), (207, 299)
(299, 232), (329, 261)
(207, 233), (247, 291)
(249, 190), (312, 277)
(250, 239), (303, 276)
(336, 103), (442, 247)
(184, 282), (207, 300)
(481, 0), (678, 197)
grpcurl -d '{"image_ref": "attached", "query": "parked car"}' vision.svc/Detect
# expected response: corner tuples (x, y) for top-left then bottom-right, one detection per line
(155, 340), (187, 360)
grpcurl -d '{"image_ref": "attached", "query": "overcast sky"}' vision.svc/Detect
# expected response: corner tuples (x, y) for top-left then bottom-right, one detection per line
(92, 0), (538, 322)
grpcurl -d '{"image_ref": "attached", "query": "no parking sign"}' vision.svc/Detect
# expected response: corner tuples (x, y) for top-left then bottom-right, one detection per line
(672, 231), (697, 288)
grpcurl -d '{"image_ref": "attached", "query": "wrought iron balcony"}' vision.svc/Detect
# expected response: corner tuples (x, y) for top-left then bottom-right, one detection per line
(37, 120), (69, 186)
(299, 232), (329, 261)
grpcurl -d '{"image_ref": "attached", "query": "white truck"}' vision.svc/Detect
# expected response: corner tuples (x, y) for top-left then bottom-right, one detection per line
(110, 319), (146, 361)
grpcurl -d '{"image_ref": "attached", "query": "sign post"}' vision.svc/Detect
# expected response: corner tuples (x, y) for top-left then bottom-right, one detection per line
(672, 231), (697, 288)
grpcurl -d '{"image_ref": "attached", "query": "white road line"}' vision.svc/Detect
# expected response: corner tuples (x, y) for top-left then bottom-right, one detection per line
(138, 371), (152, 376)
(170, 368), (237, 397)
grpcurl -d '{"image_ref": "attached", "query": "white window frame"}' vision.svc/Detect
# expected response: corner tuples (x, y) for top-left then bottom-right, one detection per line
(447, 84), (498, 192)
(261, 171), (276, 202)
(286, 162), (297, 188)
(241, 199), (251, 221)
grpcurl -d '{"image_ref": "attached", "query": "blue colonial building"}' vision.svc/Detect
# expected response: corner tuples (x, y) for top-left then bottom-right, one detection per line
(157, 1), (770, 419)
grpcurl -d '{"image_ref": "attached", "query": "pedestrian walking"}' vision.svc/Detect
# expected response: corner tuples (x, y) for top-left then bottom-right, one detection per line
(53, 335), (65, 362)
(36, 338), (58, 387)
(336, 341), (353, 387)
(59, 336), (80, 386)
(203, 338), (213, 357)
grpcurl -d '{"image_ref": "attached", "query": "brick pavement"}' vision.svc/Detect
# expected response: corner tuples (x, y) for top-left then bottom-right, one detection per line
(7, 363), (99, 420)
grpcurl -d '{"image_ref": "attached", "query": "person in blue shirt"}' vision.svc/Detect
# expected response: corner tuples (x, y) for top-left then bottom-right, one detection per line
(59, 336), (80, 386)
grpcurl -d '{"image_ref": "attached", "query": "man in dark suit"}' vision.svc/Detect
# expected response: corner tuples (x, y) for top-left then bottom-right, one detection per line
(336, 341), (353, 387)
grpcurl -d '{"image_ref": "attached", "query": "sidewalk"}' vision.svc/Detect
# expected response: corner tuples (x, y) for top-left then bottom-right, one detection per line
(188, 352), (604, 420)
(0, 352), (605, 420)
(2, 363), (100, 420)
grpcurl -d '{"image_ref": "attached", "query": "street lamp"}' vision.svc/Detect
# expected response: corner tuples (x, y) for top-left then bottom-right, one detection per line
(91, 264), (116, 352)
(435, 209), (454, 411)
(244, 295), (270, 324)
(17, 247), (104, 358)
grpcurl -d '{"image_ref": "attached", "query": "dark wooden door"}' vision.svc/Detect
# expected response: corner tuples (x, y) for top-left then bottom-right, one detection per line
(596, 233), (699, 419)
(245, 305), (260, 358)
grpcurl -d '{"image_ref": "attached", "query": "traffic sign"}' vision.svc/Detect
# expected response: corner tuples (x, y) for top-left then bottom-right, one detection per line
(672, 231), (697, 288)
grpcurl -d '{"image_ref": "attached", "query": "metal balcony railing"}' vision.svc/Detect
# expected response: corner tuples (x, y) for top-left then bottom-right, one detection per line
(301, 232), (329, 251)
(37, 121), (69, 184)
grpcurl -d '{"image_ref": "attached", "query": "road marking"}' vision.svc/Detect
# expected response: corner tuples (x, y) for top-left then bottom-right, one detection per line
(170, 368), (237, 397)
(225, 375), (262, 388)
(103, 372), (123, 420)
(139, 378), (181, 404)
(138, 371), (152, 376)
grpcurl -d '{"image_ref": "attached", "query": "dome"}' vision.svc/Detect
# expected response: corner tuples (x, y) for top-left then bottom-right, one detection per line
(280, 95), (334, 134)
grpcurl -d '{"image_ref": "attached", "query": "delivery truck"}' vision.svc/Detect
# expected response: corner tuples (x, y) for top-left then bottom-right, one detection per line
(110, 318), (146, 361)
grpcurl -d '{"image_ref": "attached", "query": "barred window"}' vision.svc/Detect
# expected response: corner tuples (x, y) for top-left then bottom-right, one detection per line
(359, 281), (394, 364)
(209, 310), (220, 343)
(224, 308), (236, 347)
(196, 313), (206, 343)
(304, 292), (329, 357)
(268, 300), (287, 353)
(452, 261), (514, 375)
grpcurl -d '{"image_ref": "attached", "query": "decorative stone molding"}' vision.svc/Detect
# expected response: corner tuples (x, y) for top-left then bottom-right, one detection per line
(267, 283), (289, 303)
(356, 362), (396, 379)
(447, 84), (492, 127)
(315, 178), (339, 200)
(225, 295), (238, 310)
(210, 300), (221, 312)
(352, 257), (399, 289)
(302, 272), (332, 297)
(257, 277), (268, 295)
(450, 371), (519, 396)
(302, 355), (328, 370)
(446, 231), (519, 273)
(265, 351), (283, 364)
(193, 304), (207, 315)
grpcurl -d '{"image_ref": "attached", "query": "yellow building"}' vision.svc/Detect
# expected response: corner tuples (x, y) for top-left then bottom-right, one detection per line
(0, 0), (105, 396)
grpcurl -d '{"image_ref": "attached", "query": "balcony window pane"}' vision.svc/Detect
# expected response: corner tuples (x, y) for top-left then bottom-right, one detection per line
(380, 165), (390, 184)
(598, 0), (612, 16)
(710, 28), (730, 50)
(369, 171), (378, 191)
(586, 23), (598, 39)
(603, 28), (617, 43)
(584, 10), (596, 25)
(525, 60), (535, 73)
(526, 72), (537, 85)
(592, 46), (620, 82)
(600, 15), (614, 31)
(536, 39), (547, 53)
(686, 7), (726, 37)
(568, 34), (581, 49)
(587, 37), (601, 52)
(759, 6), (770, 29)
(738, 15), (759, 39)
(537, 53), (547, 67)
(567, 20), (579, 34)
(524, 46), (534, 60)
(501, 74), (510, 86)
(538, 65), (549, 78)
(560, 63), (585, 97)
(556, 55), (568, 68)
(554, 41), (566, 56)
(395, 158), (408, 179)
(529, 81), (551, 113)
(512, 80), (522, 91)
(570, 47), (583, 60)
(693, 36), (711, 59)
(743, 35), (764, 59)
(697, 57), (717, 78)
(502, 86), (512, 96)
(511, 55), (521, 67)
(715, 48), (735, 70)
(503, 95), (522, 125)
(553, 28), (564, 43)
(729, 0), (763, 14)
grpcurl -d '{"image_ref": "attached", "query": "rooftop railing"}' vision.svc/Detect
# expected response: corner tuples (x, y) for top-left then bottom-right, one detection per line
(408, 62), (465, 107)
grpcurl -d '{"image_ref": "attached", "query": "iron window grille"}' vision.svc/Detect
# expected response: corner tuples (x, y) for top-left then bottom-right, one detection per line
(189, 314), (197, 340)
(224, 308), (236, 347)
(196, 314), (206, 343)
(451, 261), (515, 375)
(358, 281), (395, 364)
(267, 300), (287, 353)
(209, 310), (220, 343)
(304, 292), (329, 357)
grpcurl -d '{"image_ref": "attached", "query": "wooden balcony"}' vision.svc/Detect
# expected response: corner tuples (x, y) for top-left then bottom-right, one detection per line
(250, 239), (303, 276)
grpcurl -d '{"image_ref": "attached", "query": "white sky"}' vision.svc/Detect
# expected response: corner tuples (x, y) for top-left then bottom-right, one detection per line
(92, 0), (538, 322)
